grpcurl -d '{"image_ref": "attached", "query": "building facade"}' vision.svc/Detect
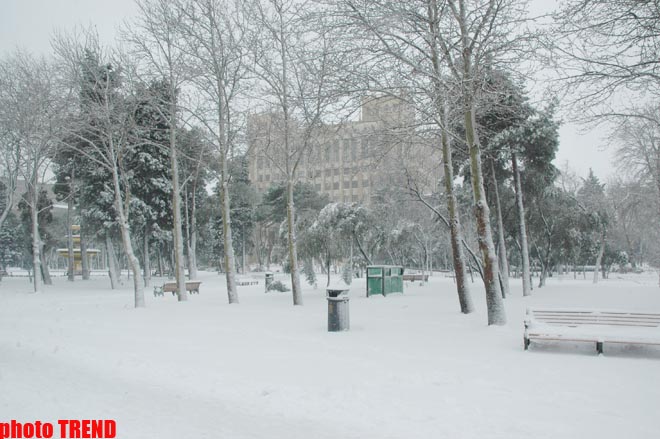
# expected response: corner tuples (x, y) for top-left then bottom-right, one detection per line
(247, 95), (439, 204)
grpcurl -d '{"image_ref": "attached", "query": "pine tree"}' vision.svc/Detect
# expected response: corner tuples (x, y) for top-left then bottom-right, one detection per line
(0, 212), (24, 273)
(128, 79), (175, 287)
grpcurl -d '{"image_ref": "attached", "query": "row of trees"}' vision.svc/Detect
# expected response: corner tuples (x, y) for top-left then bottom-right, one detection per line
(2, 0), (659, 324)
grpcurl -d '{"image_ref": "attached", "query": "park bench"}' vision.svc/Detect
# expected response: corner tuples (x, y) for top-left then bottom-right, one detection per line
(237, 280), (259, 286)
(402, 273), (429, 282)
(524, 307), (660, 354)
(153, 281), (202, 297)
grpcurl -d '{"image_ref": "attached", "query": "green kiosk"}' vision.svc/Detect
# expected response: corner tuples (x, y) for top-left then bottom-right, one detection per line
(366, 265), (404, 297)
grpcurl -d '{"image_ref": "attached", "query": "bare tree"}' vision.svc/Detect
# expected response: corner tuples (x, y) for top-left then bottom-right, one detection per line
(552, 0), (660, 118)
(343, 0), (530, 323)
(0, 59), (23, 232)
(245, 0), (346, 305)
(511, 149), (531, 295)
(0, 51), (62, 292)
(340, 0), (476, 314)
(124, 0), (191, 301)
(430, 0), (538, 324)
(614, 106), (660, 283)
(53, 31), (146, 307)
(489, 159), (510, 298)
(176, 0), (251, 304)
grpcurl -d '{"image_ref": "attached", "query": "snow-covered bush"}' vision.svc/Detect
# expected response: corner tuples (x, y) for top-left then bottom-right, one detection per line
(267, 280), (290, 292)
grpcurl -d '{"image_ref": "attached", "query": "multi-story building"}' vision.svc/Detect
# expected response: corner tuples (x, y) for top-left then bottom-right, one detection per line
(247, 95), (439, 204)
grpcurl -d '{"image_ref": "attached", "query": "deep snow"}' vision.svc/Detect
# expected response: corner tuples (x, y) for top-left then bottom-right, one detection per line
(1, 271), (659, 438)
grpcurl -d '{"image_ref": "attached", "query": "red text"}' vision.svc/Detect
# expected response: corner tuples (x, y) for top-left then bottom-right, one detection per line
(57, 420), (115, 439)
(0, 421), (53, 439)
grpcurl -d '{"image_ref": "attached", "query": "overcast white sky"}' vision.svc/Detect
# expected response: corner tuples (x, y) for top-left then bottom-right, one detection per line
(0, 0), (616, 181)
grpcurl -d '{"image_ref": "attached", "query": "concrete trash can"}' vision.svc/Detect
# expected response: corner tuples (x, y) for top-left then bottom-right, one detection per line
(265, 272), (274, 292)
(327, 287), (350, 332)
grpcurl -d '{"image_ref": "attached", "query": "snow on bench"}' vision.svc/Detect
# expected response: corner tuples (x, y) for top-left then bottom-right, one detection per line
(524, 307), (660, 354)
(402, 273), (429, 282)
(154, 281), (202, 297)
(237, 279), (259, 286)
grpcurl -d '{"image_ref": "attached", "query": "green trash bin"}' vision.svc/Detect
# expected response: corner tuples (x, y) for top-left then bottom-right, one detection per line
(366, 265), (404, 297)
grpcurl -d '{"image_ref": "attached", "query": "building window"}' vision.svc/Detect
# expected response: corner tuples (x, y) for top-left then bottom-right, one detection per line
(333, 182), (339, 190)
(343, 139), (350, 162)
(258, 175), (263, 182)
(333, 140), (339, 161)
(351, 139), (358, 161)
(343, 180), (350, 189)
(325, 169), (332, 177)
(352, 179), (358, 188)
(334, 168), (339, 176)
(325, 144), (331, 162)
(361, 138), (369, 158)
(258, 156), (264, 169)
(362, 179), (369, 187)
(325, 182), (331, 190)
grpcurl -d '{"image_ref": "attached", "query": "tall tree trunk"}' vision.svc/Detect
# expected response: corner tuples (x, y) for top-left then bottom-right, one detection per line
(39, 239), (52, 285)
(189, 191), (198, 280)
(326, 249), (331, 288)
(464, 103), (506, 325)
(67, 194), (75, 282)
(220, 177), (238, 303)
(593, 227), (606, 284)
(512, 152), (531, 296)
(157, 245), (164, 277)
(286, 179), (303, 305)
(491, 160), (510, 298)
(184, 190), (194, 281)
(111, 163), (144, 308)
(31, 182), (42, 293)
(169, 95), (187, 302)
(143, 224), (151, 287)
(242, 231), (246, 275)
(105, 234), (119, 289)
(539, 264), (547, 287)
(216, 73), (238, 303)
(348, 240), (354, 284)
(80, 225), (90, 280)
(427, 0), (474, 313)
(441, 107), (474, 314)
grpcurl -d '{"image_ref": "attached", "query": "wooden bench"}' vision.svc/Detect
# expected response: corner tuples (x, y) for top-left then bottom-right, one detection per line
(154, 281), (202, 297)
(402, 273), (429, 282)
(237, 280), (259, 286)
(524, 307), (660, 354)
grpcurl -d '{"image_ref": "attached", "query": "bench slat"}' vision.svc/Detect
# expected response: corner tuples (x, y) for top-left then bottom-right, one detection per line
(525, 307), (660, 354)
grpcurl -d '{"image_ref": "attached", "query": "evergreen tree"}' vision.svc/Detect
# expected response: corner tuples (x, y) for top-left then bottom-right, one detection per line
(128, 79), (175, 285)
(0, 212), (24, 272)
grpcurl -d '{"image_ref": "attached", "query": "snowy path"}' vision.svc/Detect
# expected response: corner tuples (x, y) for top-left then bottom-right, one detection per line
(1, 342), (366, 439)
(1, 272), (660, 438)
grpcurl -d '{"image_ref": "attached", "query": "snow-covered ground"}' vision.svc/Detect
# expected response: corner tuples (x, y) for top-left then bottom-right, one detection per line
(1, 271), (659, 438)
